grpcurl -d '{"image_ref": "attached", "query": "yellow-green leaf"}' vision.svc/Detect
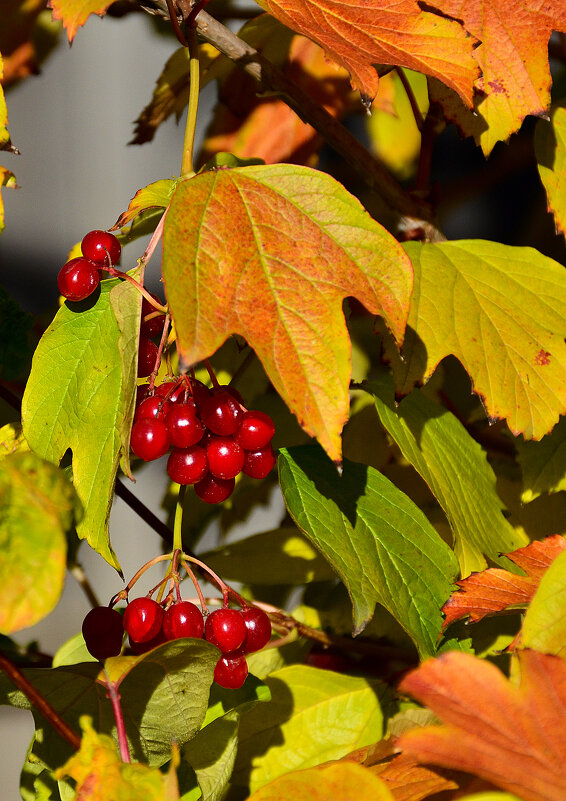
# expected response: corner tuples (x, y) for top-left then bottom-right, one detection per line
(535, 105), (566, 236)
(522, 548), (566, 657)
(246, 762), (394, 801)
(50, 0), (112, 41)
(517, 415), (566, 502)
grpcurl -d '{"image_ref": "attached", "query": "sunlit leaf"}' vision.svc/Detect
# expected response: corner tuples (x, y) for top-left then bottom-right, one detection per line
(279, 444), (458, 653)
(385, 241), (566, 441)
(113, 179), (178, 231)
(50, 0), (112, 42)
(399, 649), (566, 801)
(0, 1), (54, 85)
(0, 451), (79, 633)
(522, 548), (566, 657)
(163, 164), (412, 461)
(0, 423), (28, 458)
(246, 762), (394, 801)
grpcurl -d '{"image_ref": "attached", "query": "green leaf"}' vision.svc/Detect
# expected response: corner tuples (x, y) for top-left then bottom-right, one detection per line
(21, 277), (140, 569)
(535, 105), (566, 236)
(162, 164), (412, 462)
(201, 673), (270, 730)
(367, 374), (526, 575)
(200, 527), (336, 585)
(522, 548), (566, 656)
(0, 422), (29, 458)
(0, 451), (79, 633)
(0, 284), (32, 380)
(113, 179), (178, 230)
(183, 710), (239, 801)
(517, 415), (566, 501)
(384, 240), (566, 440)
(232, 664), (392, 793)
(279, 444), (458, 654)
(52, 632), (96, 668)
(199, 153), (265, 171)
(0, 639), (218, 770)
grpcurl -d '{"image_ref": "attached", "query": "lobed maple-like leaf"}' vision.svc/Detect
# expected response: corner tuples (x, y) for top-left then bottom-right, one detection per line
(50, 0), (112, 41)
(535, 105), (566, 237)
(255, 0), (477, 104)
(385, 241), (566, 441)
(442, 535), (566, 628)
(162, 164), (412, 462)
(398, 649), (566, 801)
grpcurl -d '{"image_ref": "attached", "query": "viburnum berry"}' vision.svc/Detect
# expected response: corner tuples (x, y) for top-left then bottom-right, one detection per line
(236, 411), (275, 451)
(82, 606), (124, 660)
(188, 378), (210, 407)
(166, 402), (204, 448)
(155, 380), (186, 404)
(140, 294), (166, 338)
(135, 394), (171, 422)
(241, 606), (272, 652)
(138, 336), (159, 378)
(81, 229), (121, 267)
(123, 597), (164, 643)
(57, 257), (100, 302)
(167, 445), (208, 485)
(200, 389), (243, 436)
(130, 418), (170, 461)
(163, 601), (204, 640)
(243, 444), (277, 479)
(206, 436), (244, 480)
(205, 607), (247, 653)
(194, 474), (235, 504)
(214, 651), (249, 689)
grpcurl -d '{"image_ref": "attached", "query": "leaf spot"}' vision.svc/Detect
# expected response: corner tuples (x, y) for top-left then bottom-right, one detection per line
(535, 349), (551, 366)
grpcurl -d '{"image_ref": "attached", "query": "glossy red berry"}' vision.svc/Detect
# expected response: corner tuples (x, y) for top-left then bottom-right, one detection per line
(194, 474), (235, 504)
(81, 230), (121, 266)
(206, 436), (244, 480)
(241, 606), (272, 653)
(123, 597), (164, 643)
(188, 379), (211, 407)
(200, 390), (243, 436)
(57, 257), (100, 302)
(82, 606), (124, 660)
(140, 294), (166, 338)
(155, 380), (186, 404)
(236, 411), (275, 451)
(130, 418), (170, 461)
(205, 608), (247, 653)
(138, 336), (159, 377)
(243, 444), (277, 479)
(163, 601), (205, 640)
(135, 394), (171, 422)
(166, 402), (204, 448)
(214, 651), (248, 689)
(167, 445), (208, 485)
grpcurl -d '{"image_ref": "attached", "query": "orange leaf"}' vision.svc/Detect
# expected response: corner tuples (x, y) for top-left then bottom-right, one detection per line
(372, 753), (459, 801)
(256, 0), (478, 104)
(442, 535), (566, 628)
(399, 649), (566, 801)
(50, 0), (112, 42)
(162, 164), (412, 462)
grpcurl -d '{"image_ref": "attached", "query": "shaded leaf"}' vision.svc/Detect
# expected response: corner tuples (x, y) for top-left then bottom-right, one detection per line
(522, 548), (566, 657)
(536, 105), (566, 236)
(183, 710), (239, 801)
(399, 649), (566, 801)
(201, 672), (270, 730)
(442, 535), (566, 628)
(279, 444), (458, 654)
(163, 164), (412, 462)
(113, 179), (178, 231)
(232, 664), (392, 792)
(517, 416), (566, 501)
(246, 762), (394, 801)
(22, 277), (141, 569)
(385, 241), (566, 441)
(50, 0), (112, 42)
(368, 374), (526, 575)
(0, 451), (79, 633)
(255, 0), (477, 104)
(0, 284), (33, 379)
(0, 0), (53, 86)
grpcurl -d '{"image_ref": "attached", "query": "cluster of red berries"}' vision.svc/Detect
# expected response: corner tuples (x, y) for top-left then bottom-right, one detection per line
(131, 376), (276, 503)
(57, 230), (122, 301)
(82, 599), (271, 688)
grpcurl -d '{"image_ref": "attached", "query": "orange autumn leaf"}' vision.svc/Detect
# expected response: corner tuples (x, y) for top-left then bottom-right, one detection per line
(50, 0), (112, 41)
(256, 0), (478, 105)
(442, 535), (566, 628)
(399, 649), (566, 801)
(372, 753), (459, 801)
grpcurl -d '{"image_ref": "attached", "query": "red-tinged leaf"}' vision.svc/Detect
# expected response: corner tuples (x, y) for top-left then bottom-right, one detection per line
(162, 164), (412, 462)
(255, 0), (478, 105)
(50, 0), (112, 41)
(430, 0), (566, 155)
(398, 649), (566, 801)
(442, 535), (566, 628)
(372, 753), (459, 801)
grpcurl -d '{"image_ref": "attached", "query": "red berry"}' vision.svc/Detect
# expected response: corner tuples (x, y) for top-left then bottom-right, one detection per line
(243, 444), (276, 479)
(155, 380), (186, 404)
(167, 445), (208, 485)
(81, 230), (121, 266)
(82, 606), (124, 660)
(236, 411), (275, 450)
(166, 402), (204, 448)
(135, 394), (171, 422)
(57, 257), (100, 302)
(138, 336), (159, 378)
(206, 436), (244, 479)
(130, 418), (170, 461)
(205, 608), (247, 653)
(141, 294), (166, 338)
(188, 379), (211, 407)
(200, 390), (243, 436)
(214, 651), (248, 689)
(163, 601), (204, 640)
(123, 597), (164, 643)
(241, 607), (272, 653)
(194, 474), (235, 504)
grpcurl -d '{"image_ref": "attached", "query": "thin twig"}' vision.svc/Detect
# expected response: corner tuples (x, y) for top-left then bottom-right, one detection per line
(395, 67), (424, 132)
(114, 479), (173, 545)
(69, 562), (101, 608)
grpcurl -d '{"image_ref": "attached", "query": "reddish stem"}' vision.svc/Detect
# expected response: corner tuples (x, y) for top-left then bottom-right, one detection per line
(103, 670), (131, 763)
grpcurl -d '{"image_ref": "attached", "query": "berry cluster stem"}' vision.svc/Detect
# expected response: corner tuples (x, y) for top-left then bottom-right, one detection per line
(181, 25), (200, 177)
(103, 670), (131, 763)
